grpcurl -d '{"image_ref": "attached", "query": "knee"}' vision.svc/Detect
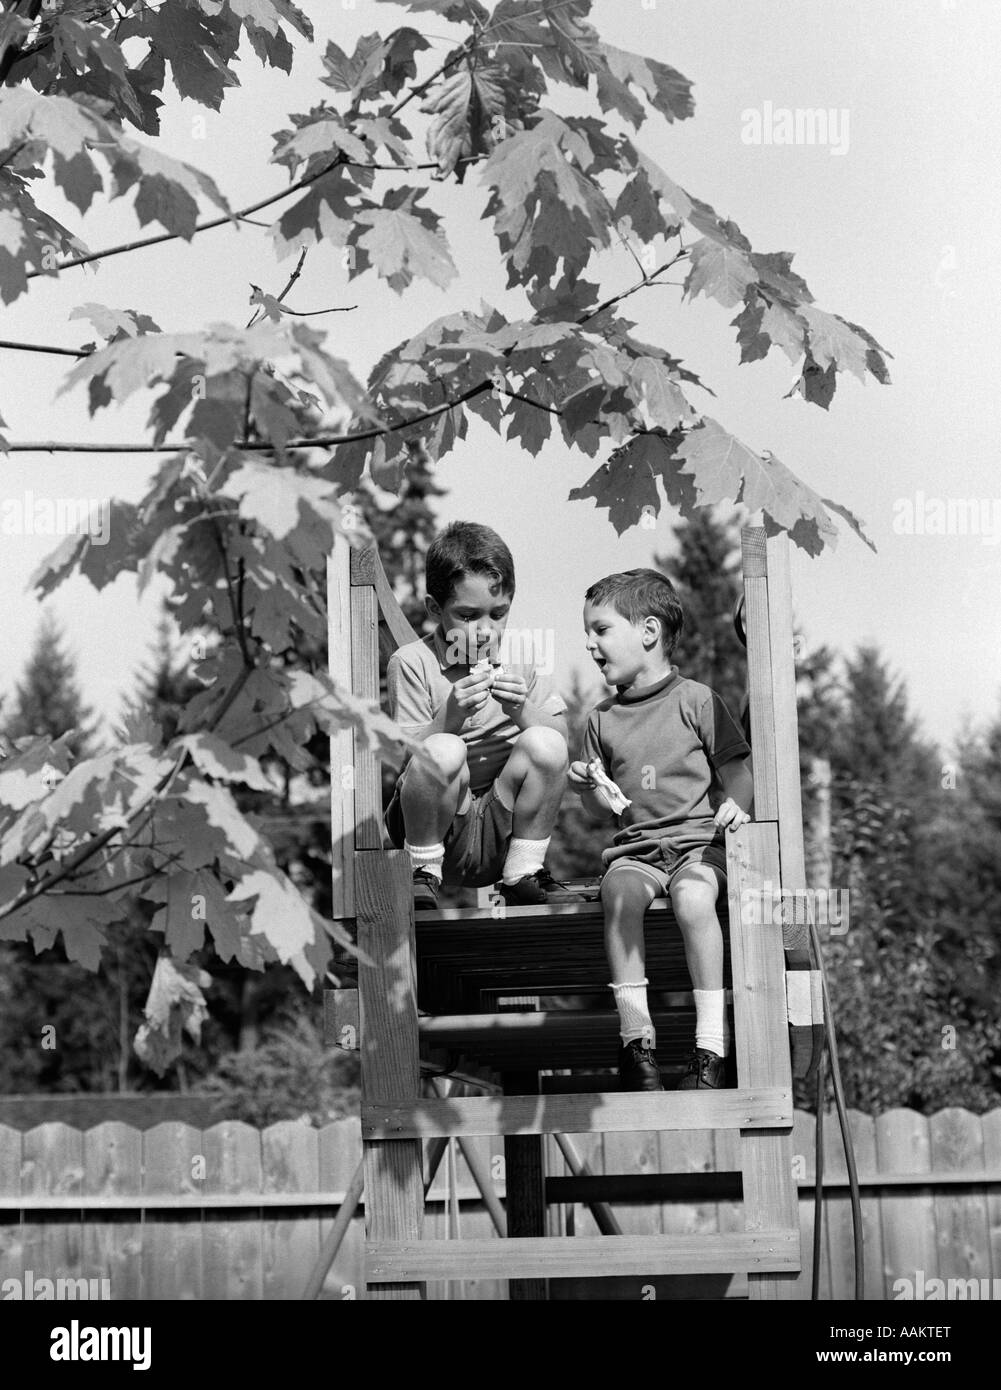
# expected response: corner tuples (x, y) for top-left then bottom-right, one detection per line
(416, 733), (467, 782)
(514, 724), (568, 773)
(601, 869), (653, 911)
(669, 874), (719, 923)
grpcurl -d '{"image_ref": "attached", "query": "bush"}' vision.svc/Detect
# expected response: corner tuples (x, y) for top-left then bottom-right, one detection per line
(192, 1013), (359, 1127)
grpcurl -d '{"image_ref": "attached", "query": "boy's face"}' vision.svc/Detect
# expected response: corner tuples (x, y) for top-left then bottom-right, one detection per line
(428, 572), (512, 666)
(583, 601), (662, 687)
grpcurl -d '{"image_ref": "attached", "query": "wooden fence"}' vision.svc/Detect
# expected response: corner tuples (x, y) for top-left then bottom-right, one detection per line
(1, 1108), (999, 1300)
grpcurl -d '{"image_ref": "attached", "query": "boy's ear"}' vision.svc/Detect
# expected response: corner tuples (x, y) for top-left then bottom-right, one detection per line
(642, 615), (663, 650)
(426, 596), (442, 623)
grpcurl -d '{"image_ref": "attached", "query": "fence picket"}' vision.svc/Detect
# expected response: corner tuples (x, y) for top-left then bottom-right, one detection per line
(929, 1108), (991, 1292)
(83, 1122), (142, 1300)
(262, 1121), (319, 1299)
(0, 1125), (24, 1287)
(142, 1123), (204, 1300)
(202, 1122), (263, 1299)
(21, 1123), (83, 1293)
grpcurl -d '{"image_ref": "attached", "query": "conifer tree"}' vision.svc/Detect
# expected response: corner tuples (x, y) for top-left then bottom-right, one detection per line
(7, 609), (97, 758)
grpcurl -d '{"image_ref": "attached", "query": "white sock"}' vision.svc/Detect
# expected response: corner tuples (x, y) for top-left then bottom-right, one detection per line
(694, 988), (726, 1058)
(501, 836), (550, 885)
(405, 841), (444, 882)
(610, 980), (655, 1048)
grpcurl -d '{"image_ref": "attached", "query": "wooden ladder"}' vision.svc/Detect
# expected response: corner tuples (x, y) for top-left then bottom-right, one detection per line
(324, 527), (820, 1300)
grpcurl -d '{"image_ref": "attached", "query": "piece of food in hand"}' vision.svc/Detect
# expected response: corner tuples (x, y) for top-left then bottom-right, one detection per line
(587, 758), (631, 814)
(471, 657), (504, 685)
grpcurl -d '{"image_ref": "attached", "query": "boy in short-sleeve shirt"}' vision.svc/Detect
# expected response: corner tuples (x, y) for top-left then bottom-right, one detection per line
(385, 521), (581, 909)
(568, 569), (753, 1091)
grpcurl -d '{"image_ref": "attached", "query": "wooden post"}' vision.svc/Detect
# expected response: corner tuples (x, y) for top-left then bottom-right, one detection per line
(726, 824), (799, 1300)
(327, 536), (355, 920)
(358, 851), (425, 1299)
(740, 527), (809, 964)
(501, 1071), (547, 1301)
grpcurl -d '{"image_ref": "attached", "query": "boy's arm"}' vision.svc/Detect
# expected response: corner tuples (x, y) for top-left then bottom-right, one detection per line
(387, 649), (490, 742)
(566, 711), (618, 822)
(714, 754), (753, 831)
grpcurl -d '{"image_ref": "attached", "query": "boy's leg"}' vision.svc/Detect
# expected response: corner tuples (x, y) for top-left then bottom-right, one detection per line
(397, 734), (468, 885)
(601, 863), (663, 1091)
(494, 725), (569, 888)
(670, 862), (729, 1077)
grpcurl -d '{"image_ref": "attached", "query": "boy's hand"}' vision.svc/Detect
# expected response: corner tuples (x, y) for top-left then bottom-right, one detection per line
(714, 796), (750, 832)
(567, 760), (596, 791)
(490, 671), (529, 713)
(449, 670), (492, 718)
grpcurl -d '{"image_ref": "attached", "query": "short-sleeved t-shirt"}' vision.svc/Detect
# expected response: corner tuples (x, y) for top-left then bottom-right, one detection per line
(581, 667), (750, 865)
(387, 630), (567, 794)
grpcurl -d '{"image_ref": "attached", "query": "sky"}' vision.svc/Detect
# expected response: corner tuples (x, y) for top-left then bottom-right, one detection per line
(1, 0), (999, 752)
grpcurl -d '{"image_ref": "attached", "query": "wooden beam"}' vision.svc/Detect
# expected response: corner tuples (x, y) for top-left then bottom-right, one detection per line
(362, 1088), (792, 1140)
(357, 851), (425, 1300)
(502, 1070), (547, 1300)
(765, 532), (808, 900)
(351, 541), (421, 649)
(367, 1231), (800, 1282)
(349, 584), (383, 849)
(324, 989), (359, 1050)
(545, 1172), (742, 1204)
(740, 527), (779, 820)
(726, 825), (800, 1300)
(327, 537), (354, 920)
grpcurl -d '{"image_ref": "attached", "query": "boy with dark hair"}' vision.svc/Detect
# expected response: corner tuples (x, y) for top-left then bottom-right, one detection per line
(386, 521), (580, 909)
(568, 568), (752, 1090)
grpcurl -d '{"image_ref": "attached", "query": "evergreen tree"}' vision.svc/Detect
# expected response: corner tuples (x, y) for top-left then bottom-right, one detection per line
(816, 648), (1000, 1112)
(654, 509), (747, 721)
(6, 609), (97, 757)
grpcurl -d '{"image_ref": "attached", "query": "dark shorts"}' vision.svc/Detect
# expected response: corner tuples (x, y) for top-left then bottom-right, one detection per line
(601, 842), (728, 897)
(385, 775), (515, 889)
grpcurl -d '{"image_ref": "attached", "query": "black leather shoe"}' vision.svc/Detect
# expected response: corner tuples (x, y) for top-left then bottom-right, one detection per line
(498, 868), (585, 906)
(412, 869), (441, 911)
(676, 1047), (727, 1089)
(618, 1039), (665, 1092)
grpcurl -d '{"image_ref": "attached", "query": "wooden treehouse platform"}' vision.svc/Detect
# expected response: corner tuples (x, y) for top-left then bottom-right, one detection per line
(323, 526), (823, 1300)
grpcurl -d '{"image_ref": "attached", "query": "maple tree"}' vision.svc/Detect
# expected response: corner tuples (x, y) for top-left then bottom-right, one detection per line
(0, 0), (891, 1069)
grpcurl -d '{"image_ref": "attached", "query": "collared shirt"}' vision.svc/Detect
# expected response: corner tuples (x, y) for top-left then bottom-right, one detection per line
(387, 629), (567, 794)
(581, 667), (750, 860)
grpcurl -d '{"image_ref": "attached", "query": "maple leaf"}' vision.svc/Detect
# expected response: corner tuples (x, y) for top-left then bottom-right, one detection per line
(14, 891), (123, 970)
(220, 459), (341, 544)
(675, 418), (840, 554)
(421, 59), (506, 178)
(227, 867), (332, 986)
(799, 305), (871, 381)
(269, 166), (358, 260)
(597, 45), (694, 128)
(684, 237), (756, 309)
(352, 188), (457, 292)
(613, 168), (678, 243)
(0, 173), (88, 305)
(134, 954), (212, 1074)
(176, 732), (273, 792)
(120, 3), (241, 110)
(628, 358), (695, 432)
(481, 111), (611, 288)
(379, 0), (489, 20)
(272, 112), (370, 170)
(69, 303), (162, 342)
(568, 431), (681, 534)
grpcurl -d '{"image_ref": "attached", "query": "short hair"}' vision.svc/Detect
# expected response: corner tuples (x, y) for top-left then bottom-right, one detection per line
(584, 568), (685, 657)
(426, 521), (515, 607)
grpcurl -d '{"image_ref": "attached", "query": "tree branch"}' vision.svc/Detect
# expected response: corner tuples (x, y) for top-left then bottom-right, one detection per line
(3, 249), (691, 455)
